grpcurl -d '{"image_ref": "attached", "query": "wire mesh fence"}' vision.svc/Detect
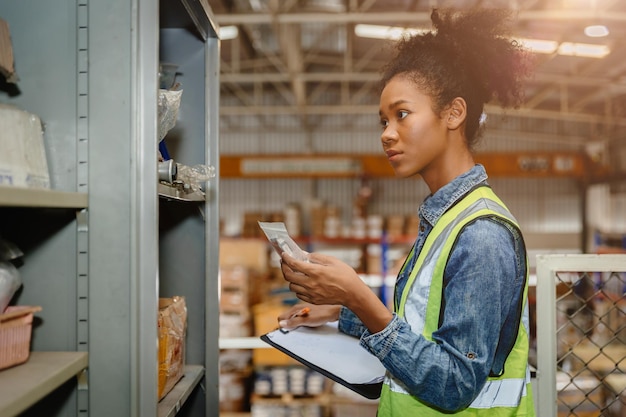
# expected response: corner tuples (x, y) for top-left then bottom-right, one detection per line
(553, 269), (626, 416)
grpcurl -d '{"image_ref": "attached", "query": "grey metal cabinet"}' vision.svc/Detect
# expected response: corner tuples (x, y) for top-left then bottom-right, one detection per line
(0, 0), (220, 416)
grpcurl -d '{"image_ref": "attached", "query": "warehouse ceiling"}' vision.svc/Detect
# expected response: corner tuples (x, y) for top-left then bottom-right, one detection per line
(207, 0), (626, 149)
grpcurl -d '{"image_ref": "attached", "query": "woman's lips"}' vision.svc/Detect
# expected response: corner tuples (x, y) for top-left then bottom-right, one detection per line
(386, 149), (400, 162)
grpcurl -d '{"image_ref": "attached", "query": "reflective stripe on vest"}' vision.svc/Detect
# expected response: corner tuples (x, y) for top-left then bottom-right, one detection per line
(379, 186), (535, 416)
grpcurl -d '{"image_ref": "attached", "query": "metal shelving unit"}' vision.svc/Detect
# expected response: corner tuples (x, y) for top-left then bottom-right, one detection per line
(0, 352), (89, 417)
(0, 0), (220, 415)
(0, 1), (90, 416)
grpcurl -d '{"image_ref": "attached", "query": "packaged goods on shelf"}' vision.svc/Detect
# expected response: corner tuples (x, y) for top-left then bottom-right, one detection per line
(220, 312), (252, 338)
(221, 265), (251, 292)
(366, 215), (383, 239)
(220, 265), (270, 318)
(220, 349), (252, 373)
(251, 403), (323, 417)
(405, 215), (420, 236)
(0, 305), (41, 370)
(158, 296), (186, 401)
(365, 244), (382, 275)
(254, 366), (327, 398)
(242, 212), (266, 238)
(221, 290), (249, 315)
(323, 214), (341, 238)
(220, 238), (269, 273)
(284, 203), (302, 237)
(385, 215), (405, 238)
(0, 104), (50, 189)
(252, 302), (298, 366)
(220, 370), (250, 412)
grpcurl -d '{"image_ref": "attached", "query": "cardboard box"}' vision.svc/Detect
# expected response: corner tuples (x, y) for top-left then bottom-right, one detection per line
(220, 312), (252, 338)
(252, 301), (297, 366)
(220, 238), (269, 273)
(0, 19), (18, 83)
(220, 290), (249, 315)
(158, 296), (186, 401)
(220, 265), (250, 291)
(220, 370), (252, 412)
(0, 104), (50, 189)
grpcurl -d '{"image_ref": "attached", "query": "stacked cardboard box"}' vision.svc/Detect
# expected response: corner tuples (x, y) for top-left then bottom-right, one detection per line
(252, 301), (298, 366)
(385, 215), (405, 239)
(220, 266), (253, 338)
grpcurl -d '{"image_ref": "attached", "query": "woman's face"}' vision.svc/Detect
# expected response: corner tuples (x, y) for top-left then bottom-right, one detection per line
(379, 75), (449, 179)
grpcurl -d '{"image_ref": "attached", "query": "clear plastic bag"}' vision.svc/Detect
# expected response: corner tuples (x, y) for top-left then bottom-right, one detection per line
(0, 261), (21, 313)
(176, 163), (216, 193)
(157, 89), (183, 142)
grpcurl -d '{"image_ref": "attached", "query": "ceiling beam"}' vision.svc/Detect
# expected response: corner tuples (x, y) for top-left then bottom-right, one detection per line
(213, 10), (626, 25)
(220, 71), (626, 92)
(218, 103), (626, 126)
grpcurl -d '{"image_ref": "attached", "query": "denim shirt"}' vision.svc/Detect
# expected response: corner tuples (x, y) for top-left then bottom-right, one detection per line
(338, 164), (528, 411)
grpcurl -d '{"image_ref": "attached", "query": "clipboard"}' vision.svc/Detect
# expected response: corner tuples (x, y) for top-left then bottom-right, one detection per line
(260, 321), (385, 399)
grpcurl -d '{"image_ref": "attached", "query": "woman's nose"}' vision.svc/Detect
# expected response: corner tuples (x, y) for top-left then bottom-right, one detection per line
(381, 127), (397, 147)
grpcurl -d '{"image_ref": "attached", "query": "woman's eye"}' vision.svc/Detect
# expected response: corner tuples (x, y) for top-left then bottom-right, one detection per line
(398, 110), (409, 119)
(380, 119), (389, 128)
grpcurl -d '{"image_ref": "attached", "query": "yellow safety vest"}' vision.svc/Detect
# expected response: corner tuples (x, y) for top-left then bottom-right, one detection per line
(377, 186), (535, 416)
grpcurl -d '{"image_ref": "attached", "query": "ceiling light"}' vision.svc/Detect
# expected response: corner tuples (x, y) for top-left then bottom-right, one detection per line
(517, 38), (559, 54)
(584, 25), (609, 38)
(558, 42), (610, 58)
(517, 37), (610, 58)
(354, 24), (427, 40)
(356, 24), (610, 59)
(219, 25), (239, 40)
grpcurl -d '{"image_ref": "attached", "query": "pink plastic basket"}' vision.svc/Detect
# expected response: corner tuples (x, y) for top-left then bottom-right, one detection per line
(0, 306), (41, 370)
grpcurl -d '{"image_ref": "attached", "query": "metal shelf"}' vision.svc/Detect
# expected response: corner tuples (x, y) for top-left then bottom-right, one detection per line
(158, 365), (205, 417)
(0, 351), (88, 417)
(0, 186), (87, 208)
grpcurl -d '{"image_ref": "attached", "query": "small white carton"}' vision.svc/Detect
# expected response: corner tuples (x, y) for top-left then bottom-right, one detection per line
(0, 104), (50, 189)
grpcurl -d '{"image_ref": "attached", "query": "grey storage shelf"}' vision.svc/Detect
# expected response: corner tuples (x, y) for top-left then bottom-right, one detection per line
(0, 186), (87, 209)
(0, 0), (90, 415)
(0, 352), (89, 417)
(158, 365), (205, 417)
(0, 0), (220, 415)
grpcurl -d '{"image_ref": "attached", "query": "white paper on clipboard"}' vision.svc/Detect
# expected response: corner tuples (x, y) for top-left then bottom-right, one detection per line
(263, 321), (386, 385)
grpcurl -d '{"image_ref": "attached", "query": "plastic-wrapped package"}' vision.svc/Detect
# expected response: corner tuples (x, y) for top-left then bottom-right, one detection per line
(157, 89), (183, 143)
(0, 237), (23, 312)
(0, 104), (50, 189)
(0, 262), (21, 313)
(175, 163), (216, 193)
(158, 296), (187, 400)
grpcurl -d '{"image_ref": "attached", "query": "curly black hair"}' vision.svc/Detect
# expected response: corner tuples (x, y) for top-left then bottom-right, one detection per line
(380, 8), (533, 150)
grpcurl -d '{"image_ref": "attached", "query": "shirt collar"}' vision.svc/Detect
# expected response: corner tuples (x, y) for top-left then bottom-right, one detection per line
(419, 164), (489, 227)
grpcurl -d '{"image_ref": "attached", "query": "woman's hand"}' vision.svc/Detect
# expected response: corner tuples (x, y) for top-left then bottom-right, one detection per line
(280, 251), (368, 307)
(279, 249), (393, 333)
(277, 304), (341, 331)
(280, 251), (394, 334)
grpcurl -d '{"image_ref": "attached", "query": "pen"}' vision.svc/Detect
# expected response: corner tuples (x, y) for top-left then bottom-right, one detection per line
(291, 307), (310, 318)
(279, 307), (310, 333)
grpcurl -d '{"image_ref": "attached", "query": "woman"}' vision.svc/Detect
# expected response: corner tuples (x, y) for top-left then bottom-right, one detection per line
(278, 8), (535, 416)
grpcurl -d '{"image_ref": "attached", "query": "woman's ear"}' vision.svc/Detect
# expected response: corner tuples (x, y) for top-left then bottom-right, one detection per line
(446, 97), (467, 130)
